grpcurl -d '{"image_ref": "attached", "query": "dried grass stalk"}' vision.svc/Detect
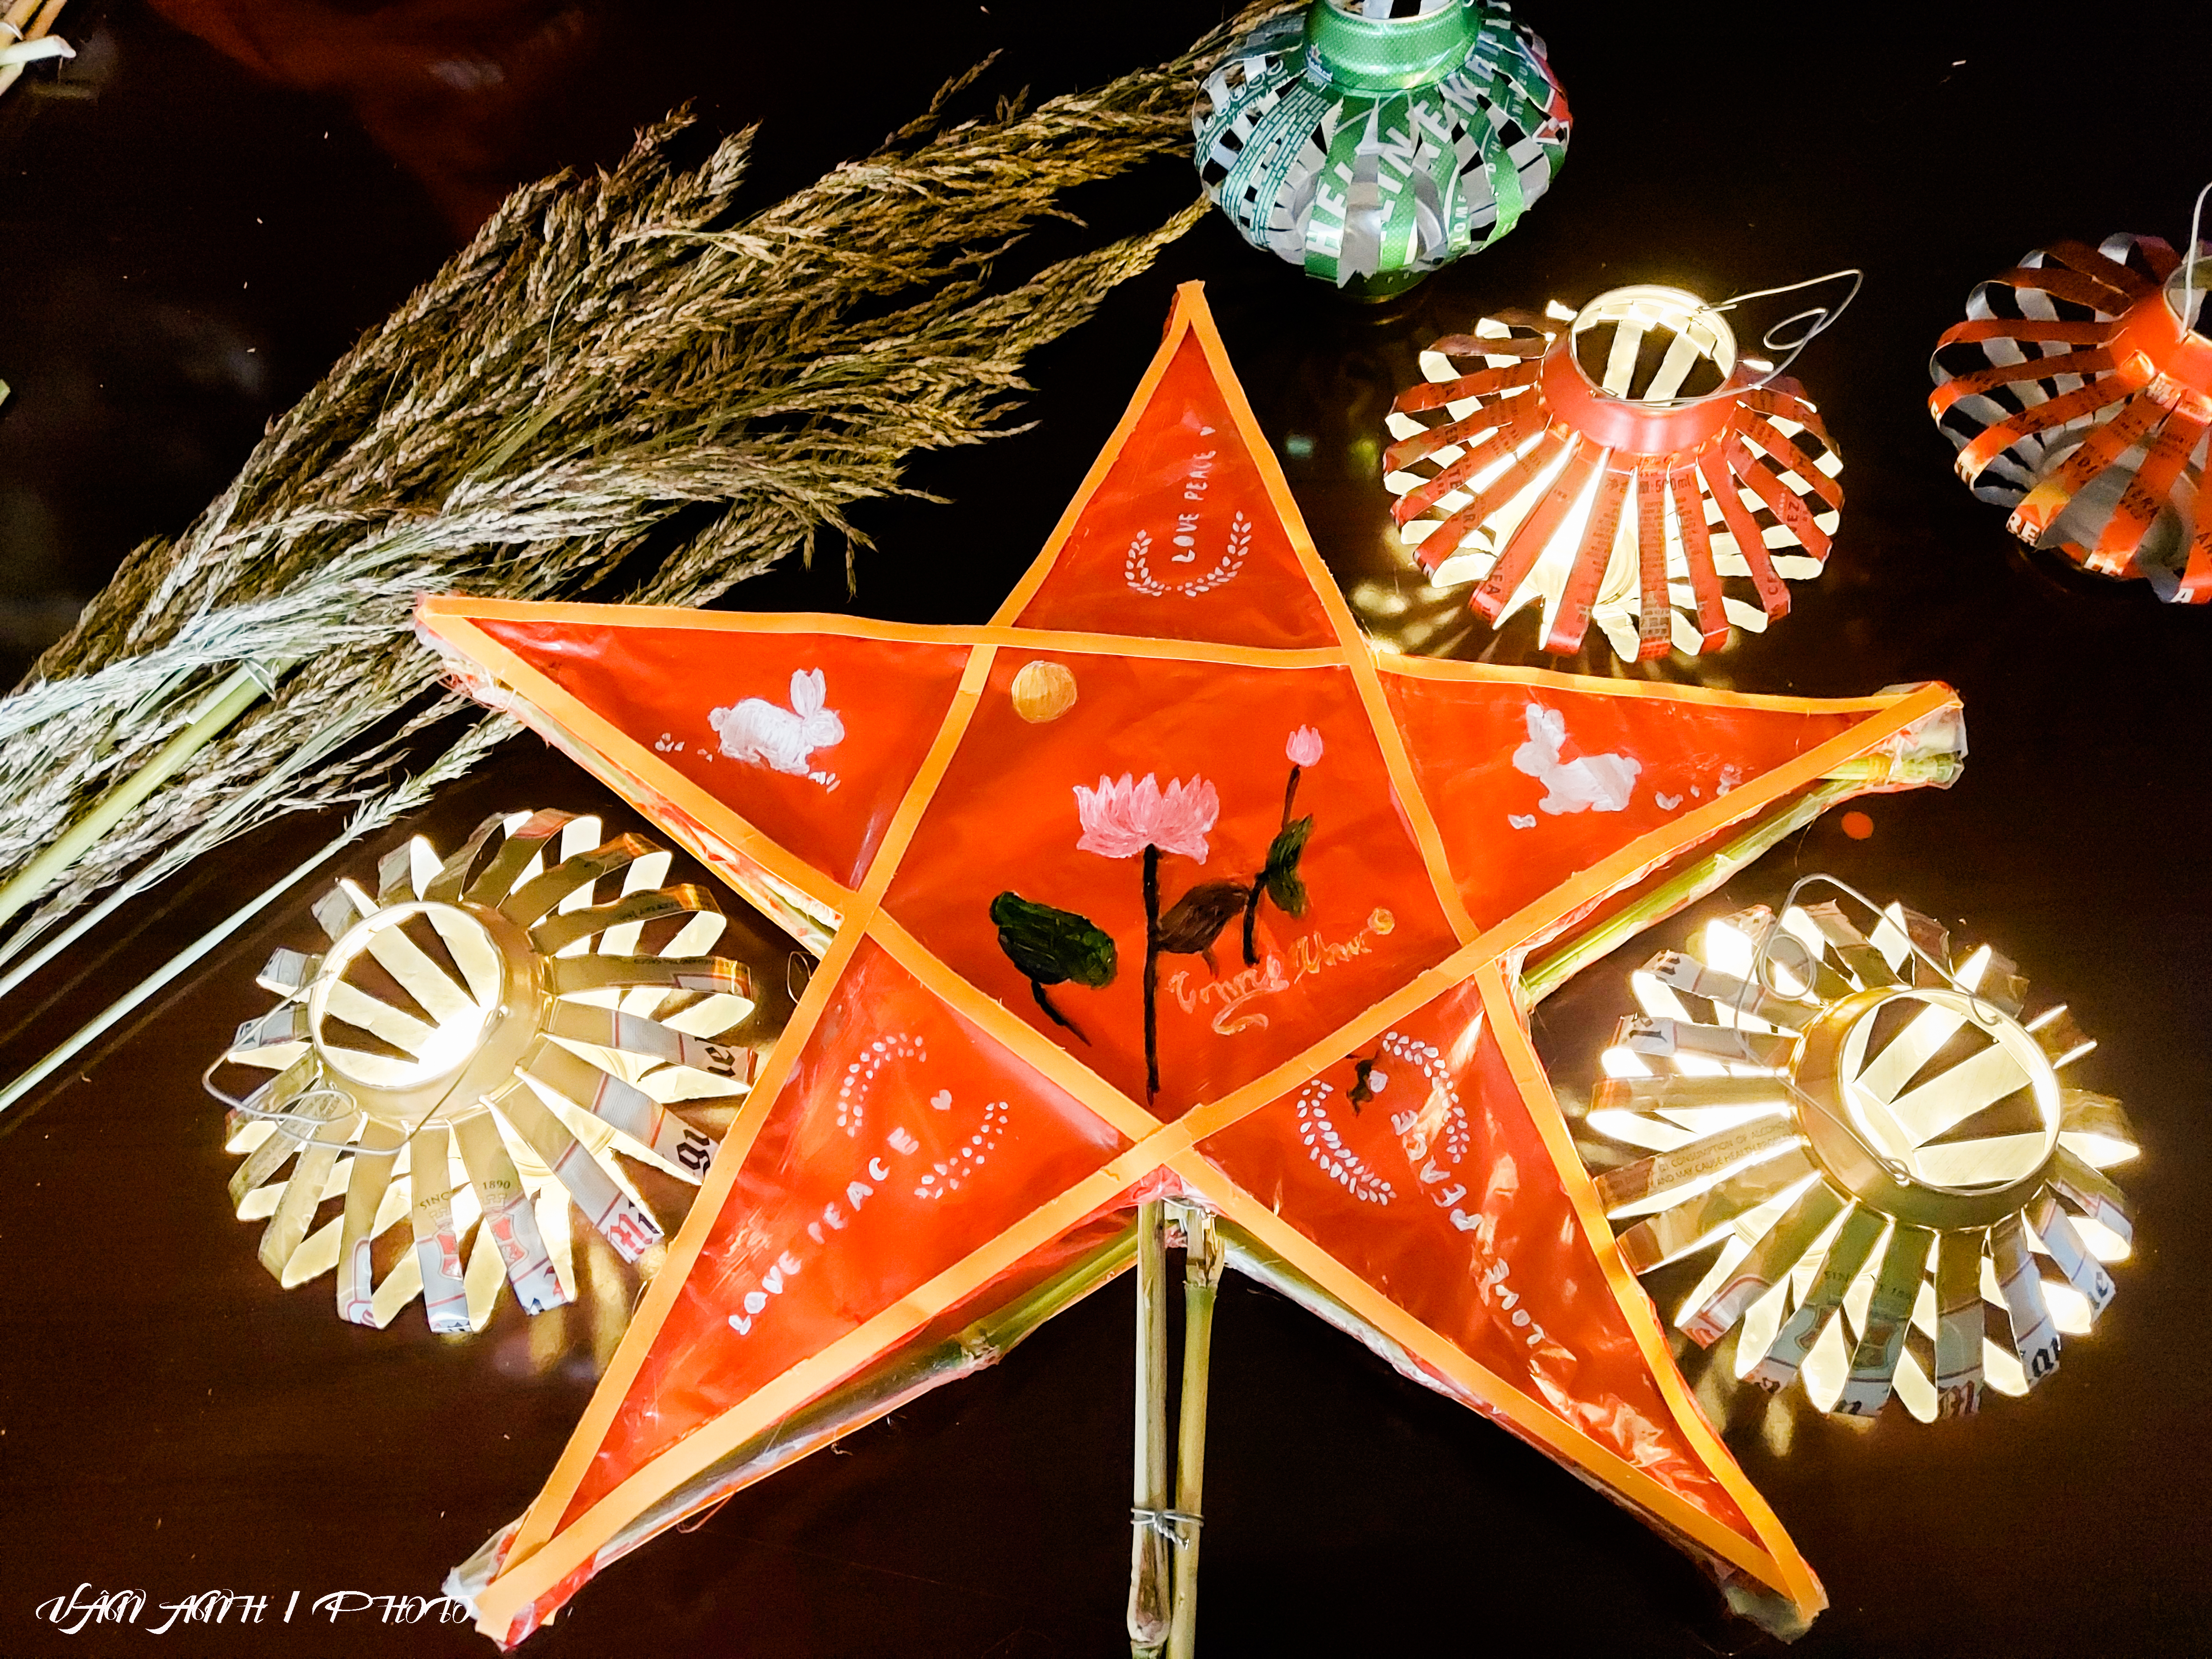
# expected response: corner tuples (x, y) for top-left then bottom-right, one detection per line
(0, 10), (1278, 951)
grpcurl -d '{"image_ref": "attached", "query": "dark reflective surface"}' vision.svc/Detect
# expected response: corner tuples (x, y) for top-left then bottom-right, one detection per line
(3, 2), (2211, 1654)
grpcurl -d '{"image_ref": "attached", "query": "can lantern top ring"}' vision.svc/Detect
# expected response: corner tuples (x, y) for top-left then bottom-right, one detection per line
(1540, 285), (1747, 456)
(1302, 0), (1480, 91)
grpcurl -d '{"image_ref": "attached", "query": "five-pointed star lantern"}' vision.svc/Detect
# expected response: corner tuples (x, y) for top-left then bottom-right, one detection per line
(416, 284), (1965, 1646)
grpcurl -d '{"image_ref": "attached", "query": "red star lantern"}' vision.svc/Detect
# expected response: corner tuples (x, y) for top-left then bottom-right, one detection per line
(417, 284), (1965, 1645)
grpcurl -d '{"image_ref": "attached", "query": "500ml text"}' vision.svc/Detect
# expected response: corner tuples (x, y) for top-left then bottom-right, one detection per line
(35, 1585), (469, 1635)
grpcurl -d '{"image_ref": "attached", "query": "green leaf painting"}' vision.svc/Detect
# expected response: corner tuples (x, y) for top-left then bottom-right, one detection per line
(990, 891), (1116, 1042)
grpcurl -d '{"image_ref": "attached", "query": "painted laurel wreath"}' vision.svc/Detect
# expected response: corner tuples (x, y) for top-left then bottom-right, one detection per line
(1123, 511), (1253, 597)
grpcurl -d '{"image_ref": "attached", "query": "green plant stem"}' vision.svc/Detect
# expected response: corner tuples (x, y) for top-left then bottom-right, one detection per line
(1518, 778), (1858, 1005)
(0, 816), (356, 1132)
(452, 1217), (1144, 1609)
(0, 659), (290, 933)
(1030, 977), (1088, 1045)
(1142, 844), (1161, 1098)
(585, 1218), (1141, 1575)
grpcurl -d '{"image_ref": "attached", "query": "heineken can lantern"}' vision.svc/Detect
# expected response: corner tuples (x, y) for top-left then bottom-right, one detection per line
(1194, 0), (1569, 298)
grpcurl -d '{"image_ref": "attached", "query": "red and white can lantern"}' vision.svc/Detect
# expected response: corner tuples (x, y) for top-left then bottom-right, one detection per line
(1385, 284), (1843, 660)
(1930, 233), (2212, 600)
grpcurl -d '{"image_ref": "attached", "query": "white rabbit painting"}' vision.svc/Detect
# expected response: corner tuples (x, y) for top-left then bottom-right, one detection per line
(709, 667), (845, 790)
(1511, 702), (1639, 815)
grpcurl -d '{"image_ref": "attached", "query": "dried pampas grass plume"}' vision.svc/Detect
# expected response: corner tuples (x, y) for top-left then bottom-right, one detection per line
(0, 9), (1283, 963)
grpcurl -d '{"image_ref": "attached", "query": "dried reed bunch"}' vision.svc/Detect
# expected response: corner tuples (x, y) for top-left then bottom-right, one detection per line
(0, 10), (1273, 959)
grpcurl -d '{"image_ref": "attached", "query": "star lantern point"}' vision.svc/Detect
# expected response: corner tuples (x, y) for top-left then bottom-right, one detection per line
(417, 282), (1965, 1644)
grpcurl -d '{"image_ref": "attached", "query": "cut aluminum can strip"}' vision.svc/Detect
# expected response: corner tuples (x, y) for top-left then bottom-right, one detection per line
(1797, 901), (1900, 990)
(1680, 1178), (1841, 1352)
(502, 834), (663, 929)
(2050, 1147), (2134, 1248)
(1932, 1228), (1985, 1416)
(255, 946), (318, 996)
(1836, 1223), (1933, 1417)
(260, 1120), (358, 1277)
(375, 840), (418, 905)
(231, 1000), (308, 1057)
(336, 1118), (408, 1325)
(546, 1001), (757, 1085)
(1593, 1073), (1793, 1114)
(455, 1108), (570, 1315)
(489, 1079), (664, 1263)
(1743, 1201), (1879, 1388)
(530, 884), (722, 956)
(2059, 1088), (2138, 1150)
(226, 1085), (352, 1209)
(1989, 1211), (2062, 1390)
(1617, 1015), (1792, 1070)
(2029, 1189), (2116, 1317)
(1593, 1114), (1803, 1214)
(2027, 1005), (2095, 1067)
(465, 809), (578, 907)
(519, 1039), (717, 1182)
(310, 885), (360, 944)
(1644, 951), (1812, 1031)
(551, 953), (755, 1001)
(423, 814), (509, 905)
(1616, 1147), (1815, 1276)
(409, 1142), (473, 1334)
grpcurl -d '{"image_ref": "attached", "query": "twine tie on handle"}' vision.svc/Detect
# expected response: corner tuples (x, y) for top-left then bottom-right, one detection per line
(1131, 1507), (1205, 1544)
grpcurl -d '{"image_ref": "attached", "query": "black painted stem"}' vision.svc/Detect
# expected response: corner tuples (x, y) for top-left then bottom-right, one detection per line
(1030, 978), (1088, 1045)
(1241, 763), (1302, 967)
(1142, 842), (1161, 1098)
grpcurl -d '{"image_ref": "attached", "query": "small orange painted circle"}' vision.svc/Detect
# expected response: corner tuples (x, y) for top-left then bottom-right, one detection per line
(1011, 659), (1078, 723)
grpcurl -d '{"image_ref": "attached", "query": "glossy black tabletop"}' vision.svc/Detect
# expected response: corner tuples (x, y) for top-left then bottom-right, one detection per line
(2, 3), (2210, 1655)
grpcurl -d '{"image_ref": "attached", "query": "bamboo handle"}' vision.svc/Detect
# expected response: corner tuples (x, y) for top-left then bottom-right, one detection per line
(1164, 1209), (1223, 1659)
(1127, 1198), (1171, 1654)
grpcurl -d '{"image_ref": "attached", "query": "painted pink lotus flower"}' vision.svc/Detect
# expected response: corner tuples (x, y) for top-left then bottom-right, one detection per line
(1286, 726), (1324, 767)
(1074, 773), (1218, 862)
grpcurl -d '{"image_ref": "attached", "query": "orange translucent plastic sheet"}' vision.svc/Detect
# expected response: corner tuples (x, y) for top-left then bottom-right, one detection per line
(1376, 658), (1907, 934)
(415, 282), (1967, 1644)
(883, 650), (1461, 1120)
(564, 934), (1133, 1521)
(1001, 324), (1342, 648)
(1195, 965), (1755, 1549)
